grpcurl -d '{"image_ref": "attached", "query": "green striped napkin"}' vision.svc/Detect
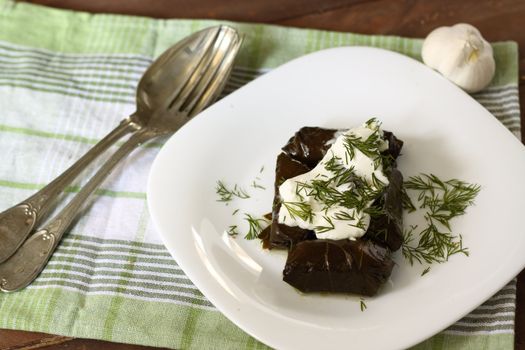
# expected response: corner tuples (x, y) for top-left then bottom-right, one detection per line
(0, 1), (519, 349)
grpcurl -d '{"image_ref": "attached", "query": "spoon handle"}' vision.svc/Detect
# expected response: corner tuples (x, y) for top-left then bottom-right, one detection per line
(0, 116), (140, 263)
(0, 127), (159, 292)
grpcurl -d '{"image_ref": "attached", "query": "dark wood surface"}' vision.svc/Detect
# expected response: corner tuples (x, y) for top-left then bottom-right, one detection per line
(2, 1), (524, 349)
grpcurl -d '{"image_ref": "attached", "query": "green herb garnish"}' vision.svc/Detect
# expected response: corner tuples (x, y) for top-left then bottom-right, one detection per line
(402, 174), (480, 265)
(215, 181), (250, 202)
(360, 298), (367, 312)
(401, 186), (417, 212)
(342, 118), (386, 170)
(227, 225), (239, 236)
(344, 131), (381, 161)
(280, 119), (390, 234)
(251, 181), (266, 190)
(314, 215), (335, 233)
(244, 214), (270, 240)
(405, 174), (480, 220)
(282, 201), (314, 223)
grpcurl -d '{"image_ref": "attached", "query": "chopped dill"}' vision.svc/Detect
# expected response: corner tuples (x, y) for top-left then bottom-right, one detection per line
(405, 174), (480, 216)
(215, 180), (250, 202)
(401, 186), (416, 212)
(343, 125), (380, 160)
(227, 225), (239, 236)
(281, 119), (390, 234)
(232, 209), (239, 216)
(251, 181), (266, 190)
(402, 174), (480, 266)
(360, 298), (367, 312)
(346, 215), (367, 230)
(259, 165), (265, 173)
(421, 267), (431, 276)
(282, 201), (314, 223)
(244, 214), (270, 240)
(333, 210), (356, 221)
(315, 215), (335, 233)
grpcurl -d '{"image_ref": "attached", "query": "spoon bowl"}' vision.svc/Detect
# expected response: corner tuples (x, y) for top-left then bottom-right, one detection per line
(0, 25), (232, 264)
(0, 25), (242, 292)
(135, 26), (222, 119)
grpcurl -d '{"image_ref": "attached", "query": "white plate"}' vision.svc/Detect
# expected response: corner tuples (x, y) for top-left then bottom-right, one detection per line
(147, 47), (525, 350)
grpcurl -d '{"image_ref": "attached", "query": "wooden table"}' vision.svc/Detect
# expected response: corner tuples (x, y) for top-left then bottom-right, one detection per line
(1, 1), (524, 349)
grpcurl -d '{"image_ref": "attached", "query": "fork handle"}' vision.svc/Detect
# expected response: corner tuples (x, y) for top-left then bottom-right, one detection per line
(0, 116), (141, 264)
(0, 127), (161, 292)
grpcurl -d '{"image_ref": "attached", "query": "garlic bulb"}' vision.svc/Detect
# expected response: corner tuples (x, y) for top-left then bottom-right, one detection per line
(422, 23), (495, 93)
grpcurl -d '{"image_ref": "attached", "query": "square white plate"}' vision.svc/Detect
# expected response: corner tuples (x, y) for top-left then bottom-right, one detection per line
(147, 47), (525, 350)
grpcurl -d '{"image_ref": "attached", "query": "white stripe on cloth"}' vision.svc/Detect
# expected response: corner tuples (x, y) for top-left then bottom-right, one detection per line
(27, 284), (217, 310)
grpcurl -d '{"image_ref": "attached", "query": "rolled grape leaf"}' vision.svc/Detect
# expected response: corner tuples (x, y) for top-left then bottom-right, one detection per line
(267, 152), (316, 249)
(267, 127), (404, 251)
(281, 126), (337, 168)
(265, 125), (404, 296)
(366, 168), (404, 251)
(283, 239), (394, 296)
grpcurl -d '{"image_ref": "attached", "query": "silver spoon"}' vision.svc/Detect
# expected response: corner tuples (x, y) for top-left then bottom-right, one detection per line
(0, 25), (225, 263)
(0, 25), (242, 292)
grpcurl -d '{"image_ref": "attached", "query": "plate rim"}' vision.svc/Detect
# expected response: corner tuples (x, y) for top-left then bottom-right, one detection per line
(147, 46), (525, 350)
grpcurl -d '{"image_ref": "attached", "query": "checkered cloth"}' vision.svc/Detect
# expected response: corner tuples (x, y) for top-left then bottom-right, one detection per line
(0, 0), (519, 348)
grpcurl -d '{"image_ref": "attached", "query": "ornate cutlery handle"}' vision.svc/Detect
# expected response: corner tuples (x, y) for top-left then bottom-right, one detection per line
(0, 117), (141, 263)
(0, 127), (159, 292)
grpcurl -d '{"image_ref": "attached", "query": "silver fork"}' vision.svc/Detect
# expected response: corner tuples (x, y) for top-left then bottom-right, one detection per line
(0, 25), (224, 263)
(0, 26), (242, 292)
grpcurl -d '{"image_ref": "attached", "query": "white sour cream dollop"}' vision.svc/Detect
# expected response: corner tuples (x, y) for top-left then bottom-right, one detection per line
(278, 120), (389, 240)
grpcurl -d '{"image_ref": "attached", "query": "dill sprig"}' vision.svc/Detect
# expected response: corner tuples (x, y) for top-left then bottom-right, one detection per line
(402, 226), (444, 265)
(333, 210), (356, 221)
(315, 215), (335, 233)
(215, 181), (250, 202)
(282, 201), (314, 223)
(251, 181), (266, 190)
(347, 215), (367, 230)
(324, 156), (358, 186)
(344, 132), (380, 160)
(401, 186), (416, 212)
(342, 118), (387, 170)
(402, 174), (480, 266)
(244, 214), (270, 240)
(294, 166), (382, 217)
(227, 225), (239, 236)
(295, 178), (342, 208)
(360, 298), (367, 312)
(405, 174), (479, 207)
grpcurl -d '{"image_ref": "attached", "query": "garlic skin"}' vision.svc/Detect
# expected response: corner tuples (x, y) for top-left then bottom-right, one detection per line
(422, 23), (495, 93)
